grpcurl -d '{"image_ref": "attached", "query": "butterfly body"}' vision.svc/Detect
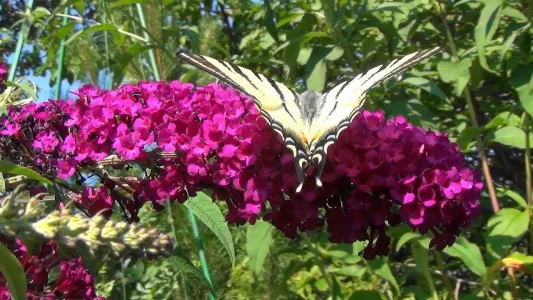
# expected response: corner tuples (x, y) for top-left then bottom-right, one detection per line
(177, 47), (442, 192)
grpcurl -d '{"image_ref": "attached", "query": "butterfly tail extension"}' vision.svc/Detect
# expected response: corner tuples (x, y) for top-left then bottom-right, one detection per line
(294, 157), (307, 193)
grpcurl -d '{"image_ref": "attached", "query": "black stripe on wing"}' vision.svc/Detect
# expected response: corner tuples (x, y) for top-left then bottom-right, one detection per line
(322, 47), (442, 100)
(176, 51), (294, 110)
(358, 47), (443, 91)
(309, 97), (366, 186)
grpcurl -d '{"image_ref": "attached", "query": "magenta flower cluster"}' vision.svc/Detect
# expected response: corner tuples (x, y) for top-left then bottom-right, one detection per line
(0, 81), (481, 258)
(0, 61), (7, 92)
(0, 238), (103, 299)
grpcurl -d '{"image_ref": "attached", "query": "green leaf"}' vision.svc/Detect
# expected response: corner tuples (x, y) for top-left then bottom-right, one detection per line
(488, 126), (533, 148)
(180, 26), (200, 52)
(374, 2), (407, 14)
(3, 81), (37, 101)
(304, 47), (329, 91)
(504, 252), (533, 273)
(395, 232), (421, 251)
(30, 7), (51, 20)
(474, 0), (503, 72)
(486, 112), (521, 128)
(496, 187), (528, 208)
(56, 22), (77, 40)
(501, 7), (529, 23)
(112, 43), (151, 86)
(275, 12), (304, 28)
(401, 77), (447, 100)
(0, 173), (5, 194)
(329, 266), (366, 278)
(437, 59), (472, 82)
(184, 192), (235, 267)
(246, 221), (273, 276)
(325, 47), (344, 61)
(108, 0), (149, 9)
(367, 258), (400, 294)
(443, 236), (486, 278)
(169, 248), (215, 294)
(402, 286), (431, 300)
(349, 290), (384, 300)
(0, 243), (27, 300)
(437, 58), (471, 95)
(83, 24), (118, 35)
(314, 278), (328, 291)
(509, 63), (533, 117)
(263, 0), (278, 41)
(0, 161), (52, 185)
(457, 127), (485, 152)
(485, 208), (529, 262)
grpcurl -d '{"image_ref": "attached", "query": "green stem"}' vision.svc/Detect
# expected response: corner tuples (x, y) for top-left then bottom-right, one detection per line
(53, 7), (69, 99)
(121, 259), (127, 300)
(165, 201), (190, 299)
(128, 5), (146, 79)
(188, 209), (216, 300)
(433, 250), (454, 299)
(135, 3), (161, 81)
(524, 114), (533, 254)
(412, 243), (439, 300)
(101, 0), (111, 89)
(435, 0), (499, 212)
(8, 0), (34, 81)
(299, 232), (336, 299)
(179, 273), (189, 300)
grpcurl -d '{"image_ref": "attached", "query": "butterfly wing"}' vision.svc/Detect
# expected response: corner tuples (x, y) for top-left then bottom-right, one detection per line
(308, 47), (443, 185)
(176, 51), (311, 189)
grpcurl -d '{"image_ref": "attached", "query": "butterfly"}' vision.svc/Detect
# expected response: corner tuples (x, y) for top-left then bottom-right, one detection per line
(176, 47), (442, 192)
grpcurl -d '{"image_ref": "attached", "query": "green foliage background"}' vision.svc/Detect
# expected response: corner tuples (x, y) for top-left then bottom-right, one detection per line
(2, 0), (533, 299)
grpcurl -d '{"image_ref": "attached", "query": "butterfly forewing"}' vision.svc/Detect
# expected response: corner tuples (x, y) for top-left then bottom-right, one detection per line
(176, 51), (311, 187)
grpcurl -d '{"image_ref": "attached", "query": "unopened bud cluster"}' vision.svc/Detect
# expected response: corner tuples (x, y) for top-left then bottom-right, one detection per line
(0, 186), (174, 260)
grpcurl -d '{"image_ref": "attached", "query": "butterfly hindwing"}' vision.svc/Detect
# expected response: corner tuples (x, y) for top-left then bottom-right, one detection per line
(176, 51), (311, 188)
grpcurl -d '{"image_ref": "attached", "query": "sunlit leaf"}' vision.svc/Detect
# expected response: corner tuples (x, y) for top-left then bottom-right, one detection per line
(474, 0), (503, 72)
(487, 126), (533, 148)
(400, 77), (447, 100)
(457, 127), (485, 152)
(395, 232), (421, 251)
(367, 258), (400, 294)
(263, 0), (278, 41)
(485, 208), (529, 263)
(496, 187), (528, 208)
(443, 236), (486, 278)
(0, 161), (52, 185)
(0, 243), (26, 300)
(246, 221), (273, 276)
(509, 62), (533, 117)
(184, 192), (235, 267)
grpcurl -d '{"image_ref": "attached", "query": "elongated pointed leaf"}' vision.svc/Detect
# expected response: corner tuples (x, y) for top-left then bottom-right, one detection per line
(474, 0), (503, 72)
(0, 161), (52, 185)
(443, 236), (486, 278)
(169, 248), (215, 295)
(184, 192), (235, 267)
(246, 221), (273, 276)
(487, 126), (533, 149)
(367, 258), (400, 294)
(0, 243), (26, 300)
(485, 208), (529, 263)
(401, 77), (447, 100)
